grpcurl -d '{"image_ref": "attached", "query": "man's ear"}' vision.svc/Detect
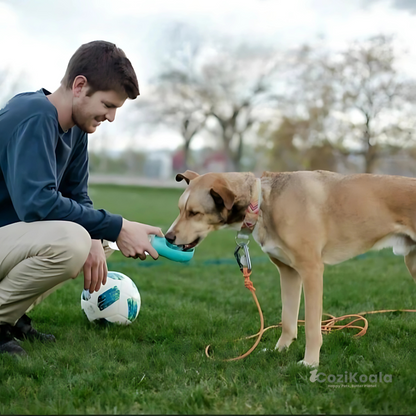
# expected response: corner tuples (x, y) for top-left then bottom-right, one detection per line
(72, 75), (88, 97)
(176, 170), (200, 185)
(210, 185), (235, 210)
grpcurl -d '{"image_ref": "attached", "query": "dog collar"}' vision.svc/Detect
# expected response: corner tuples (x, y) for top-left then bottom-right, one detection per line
(239, 178), (262, 234)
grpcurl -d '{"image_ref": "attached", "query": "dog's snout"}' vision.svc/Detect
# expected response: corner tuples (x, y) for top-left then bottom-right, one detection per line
(165, 231), (176, 244)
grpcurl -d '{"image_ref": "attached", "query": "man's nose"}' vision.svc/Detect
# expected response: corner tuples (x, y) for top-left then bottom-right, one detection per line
(106, 109), (116, 122)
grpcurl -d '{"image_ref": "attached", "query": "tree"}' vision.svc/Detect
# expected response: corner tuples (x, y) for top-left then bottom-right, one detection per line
(334, 35), (416, 173)
(260, 35), (416, 174)
(151, 46), (210, 172)
(259, 42), (344, 172)
(129, 23), (211, 172)
(141, 29), (282, 172)
(200, 43), (281, 171)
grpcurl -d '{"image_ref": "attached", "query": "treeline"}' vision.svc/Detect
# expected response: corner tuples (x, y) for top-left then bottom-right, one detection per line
(132, 33), (416, 174)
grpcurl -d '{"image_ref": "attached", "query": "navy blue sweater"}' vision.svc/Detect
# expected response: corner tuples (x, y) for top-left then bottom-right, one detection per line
(0, 89), (122, 241)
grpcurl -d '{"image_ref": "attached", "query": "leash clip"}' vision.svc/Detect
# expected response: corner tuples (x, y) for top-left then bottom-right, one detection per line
(235, 231), (250, 247)
(234, 242), (252, 273)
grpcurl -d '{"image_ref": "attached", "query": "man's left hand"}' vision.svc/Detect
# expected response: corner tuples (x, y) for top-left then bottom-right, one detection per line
(83, 239), (107, 293)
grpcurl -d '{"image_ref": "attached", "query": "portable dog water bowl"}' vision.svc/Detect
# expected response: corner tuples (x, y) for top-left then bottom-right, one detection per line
(151, 236), (195, 263)
(108, 235), (195, 263)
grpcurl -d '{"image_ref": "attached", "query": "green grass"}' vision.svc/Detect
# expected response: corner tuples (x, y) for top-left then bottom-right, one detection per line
(1, 184), (416, 414)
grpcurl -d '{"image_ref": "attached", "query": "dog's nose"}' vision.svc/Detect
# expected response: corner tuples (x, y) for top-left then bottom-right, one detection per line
(165, 231), (176, 244)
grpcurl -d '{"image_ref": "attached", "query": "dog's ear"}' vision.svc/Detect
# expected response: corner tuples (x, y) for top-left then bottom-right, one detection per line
(176, 170), (199, 185)
(210, 186), (235, 210)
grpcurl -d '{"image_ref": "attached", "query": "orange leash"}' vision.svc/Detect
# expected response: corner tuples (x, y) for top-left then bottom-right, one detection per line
(205, 268), (416, 361)
(205, 267), (264, 361)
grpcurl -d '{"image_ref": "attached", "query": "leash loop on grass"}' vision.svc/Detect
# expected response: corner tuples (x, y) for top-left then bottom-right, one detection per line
(205, 266), (264, 361)
(205, 268), (416, 361)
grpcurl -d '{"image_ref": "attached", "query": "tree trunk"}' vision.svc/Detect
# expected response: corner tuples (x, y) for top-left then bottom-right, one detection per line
(182, 139), (191, 172)
(234, 132), (245, 172)
(364, 145), (377, 173)
(363, 114), (377, 173)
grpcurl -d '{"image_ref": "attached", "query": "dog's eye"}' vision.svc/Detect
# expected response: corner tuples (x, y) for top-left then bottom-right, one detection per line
(188, 211), (200, 217)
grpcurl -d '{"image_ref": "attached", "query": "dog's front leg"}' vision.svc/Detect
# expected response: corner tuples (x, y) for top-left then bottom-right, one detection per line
(270, 259), (302, 351)
(297, 261), (324, 367)
(404, 249), (416, 283)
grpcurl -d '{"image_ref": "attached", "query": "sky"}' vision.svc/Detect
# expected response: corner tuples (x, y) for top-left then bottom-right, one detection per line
(1, 0), (416, 153)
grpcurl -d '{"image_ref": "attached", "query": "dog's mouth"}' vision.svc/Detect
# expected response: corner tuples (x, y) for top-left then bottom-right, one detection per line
(176, 237), (200, 251)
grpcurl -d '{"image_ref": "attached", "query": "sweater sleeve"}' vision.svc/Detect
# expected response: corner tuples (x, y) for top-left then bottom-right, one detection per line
(4, 114), (122, 241)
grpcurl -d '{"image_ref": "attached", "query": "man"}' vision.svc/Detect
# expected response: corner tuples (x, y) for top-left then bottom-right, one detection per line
(0, 40), (163, 356)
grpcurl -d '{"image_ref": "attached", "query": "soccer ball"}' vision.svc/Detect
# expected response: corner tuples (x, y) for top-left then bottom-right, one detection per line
(80, 271), (141, 325)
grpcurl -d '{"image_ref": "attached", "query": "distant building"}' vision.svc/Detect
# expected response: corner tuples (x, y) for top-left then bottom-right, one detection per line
(143, 151), (173, 180)
(172, 149), (185, 172)
(337, 152), (416, 177)
(373, 153), (416, 177)
(202, 151), (227, 173)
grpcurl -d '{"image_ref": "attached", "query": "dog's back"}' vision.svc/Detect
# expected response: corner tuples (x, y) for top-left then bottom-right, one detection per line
(258, 170), (416, 264)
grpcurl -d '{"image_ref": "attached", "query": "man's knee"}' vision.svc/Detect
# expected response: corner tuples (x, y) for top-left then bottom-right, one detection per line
(51, 222), (92, 278)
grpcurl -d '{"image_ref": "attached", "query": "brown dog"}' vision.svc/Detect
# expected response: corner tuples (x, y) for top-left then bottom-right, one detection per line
(165, 169), (416, 367)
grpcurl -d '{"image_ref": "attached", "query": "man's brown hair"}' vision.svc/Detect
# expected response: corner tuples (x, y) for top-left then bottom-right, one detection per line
(61, 40), (139, 99)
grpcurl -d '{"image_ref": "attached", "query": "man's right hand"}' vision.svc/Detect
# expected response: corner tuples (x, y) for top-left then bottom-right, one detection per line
(116, 219), (164, 260)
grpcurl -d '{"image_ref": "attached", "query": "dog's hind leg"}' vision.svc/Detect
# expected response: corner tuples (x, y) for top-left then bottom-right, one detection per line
(270, 258), (302, 351)
(404, 248), (416, 283)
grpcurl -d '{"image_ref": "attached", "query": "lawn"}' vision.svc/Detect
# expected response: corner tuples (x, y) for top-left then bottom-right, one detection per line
(1, 184), (416, 414)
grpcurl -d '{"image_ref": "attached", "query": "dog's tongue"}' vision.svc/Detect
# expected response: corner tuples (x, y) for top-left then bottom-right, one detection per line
(184, 238), (199, 250)
(166, 241), (195, 251)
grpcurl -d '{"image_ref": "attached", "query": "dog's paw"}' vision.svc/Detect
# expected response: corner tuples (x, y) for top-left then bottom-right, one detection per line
(275, 336), (296, 351)
(297, 359), (319, 368)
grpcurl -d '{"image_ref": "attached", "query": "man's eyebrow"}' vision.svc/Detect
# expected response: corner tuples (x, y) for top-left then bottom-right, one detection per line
(103, 101), (119, 108)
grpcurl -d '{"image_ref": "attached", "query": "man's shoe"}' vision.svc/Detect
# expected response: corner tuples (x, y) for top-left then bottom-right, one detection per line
(0, 325), (27, 356)
(11, 314), (56, 343)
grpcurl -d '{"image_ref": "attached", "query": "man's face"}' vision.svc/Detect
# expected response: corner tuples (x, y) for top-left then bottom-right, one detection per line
(72, 88), (128, 133)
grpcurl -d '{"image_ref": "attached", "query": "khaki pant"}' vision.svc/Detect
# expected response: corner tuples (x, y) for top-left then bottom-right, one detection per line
(0, 221), (113, 326)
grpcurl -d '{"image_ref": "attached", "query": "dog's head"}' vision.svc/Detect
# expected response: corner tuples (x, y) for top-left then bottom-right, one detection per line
(165, 170), (244, 249)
